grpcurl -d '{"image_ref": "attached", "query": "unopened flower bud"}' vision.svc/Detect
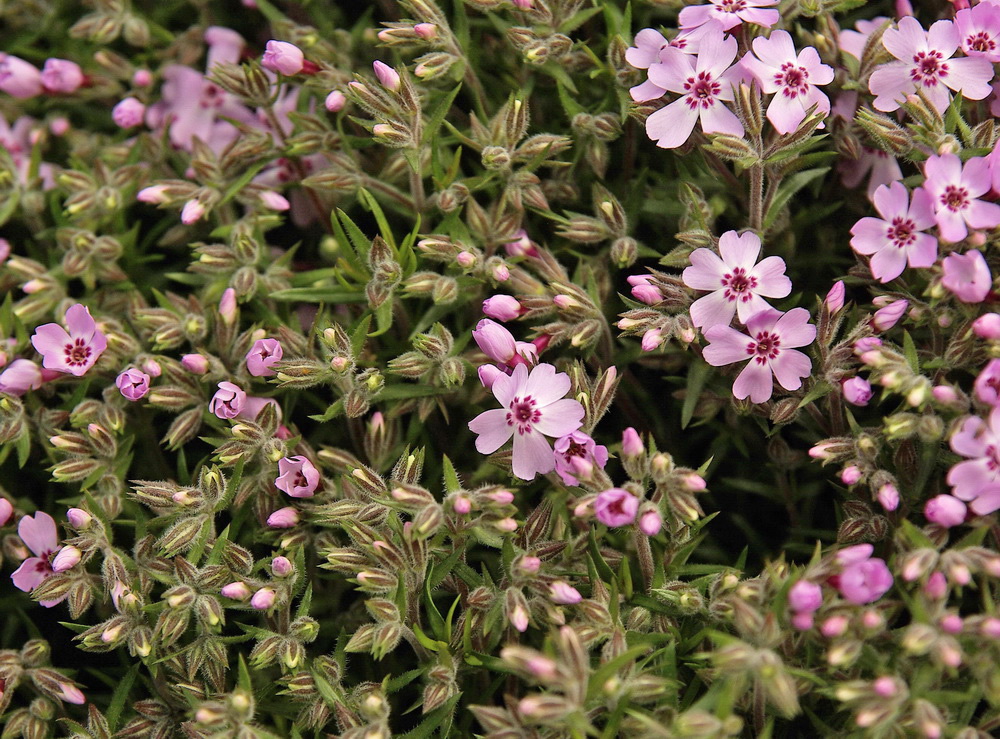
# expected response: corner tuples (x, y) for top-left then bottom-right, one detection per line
(267, 507), (299, 528)
(251, 587), (276, 610)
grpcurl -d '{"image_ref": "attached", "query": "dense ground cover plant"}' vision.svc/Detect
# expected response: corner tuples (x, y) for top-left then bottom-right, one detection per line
(4, 0), (1000, 735)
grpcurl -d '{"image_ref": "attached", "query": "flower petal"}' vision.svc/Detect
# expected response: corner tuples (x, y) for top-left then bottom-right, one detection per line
(469, 409), (514, 455)
(703, 325), (752, 366)
(690, 289), (737, 329)
(18, 511), (57, 557)
(533, 398), (585, 438)
(718, 231), (761, 270)
(770, 348), (812, 391)
(511, 428), (555, 480)
(733, 360), (774, 403)
(683, 248), (727, 290)
(523, 363), (571, 406)
(645, 98), (698, 149)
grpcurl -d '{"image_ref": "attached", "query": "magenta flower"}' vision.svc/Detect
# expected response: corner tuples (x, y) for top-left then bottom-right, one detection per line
(627, 274), (664, 305)
(594, 488), (640, 527)
(849, 182), (937, 283)
(941, 250), (992, 303)
(31, 303), (107, 377)
(275, 455), (320, 498)
(112, 97), (145, 128)
(246, 338), (283, 377)
(925, 494), (968, 527)
(482, 295), (523, 322)
(644, 30), (744, 149)
(11, 512), (65, 607)
(947, 408), (1000, 514)
(869, 17), (994, 113)
(842, 377), (873, 406)
(923, 155), (1000, 243)
(838, 556), (893, 605)
(703, 307), (815, 403)
(678, 0), (778, 32)
(40, 59), (84, 94)
(741, 31), (834, 134)
(116, 368), (151, 401)
(262, 40), (304, 75)
(468, 362), (585, 480)
(955, 3), (1000, 62)
(553, 431), (609, 486)
(0, 359), (43, 396)
(788, 580), (822, 613)
(209, 381), (246, 419)
(683, 230), (791, 329)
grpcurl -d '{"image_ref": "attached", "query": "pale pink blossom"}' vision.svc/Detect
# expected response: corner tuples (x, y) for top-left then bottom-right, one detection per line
(626, 24), (723, 101)
(40, 59), (84, 93)
(849, 182), (937, 282)
(975, 359), (1000, 405)
(825, 281), (845, 313)
(262, 40), (305, 75)
(468, 362), (584, 480)
(325, 90), (346, 112)
(594, 488), (639, 527)
(221, 581), (252, 600)
(116, 368), (151, 401)
(869, 17), (994, 113)
(955, 2), (1000, 62)
(373, 60), (400, 91)
(181, 353), (209, 374)
(788, 580), (822, 613)
(842, 376), (872, 406)
(973, 312), (1000, 338)
(644, 29), (744, 148)
(0, 54), (42, 98)
(246, 338), (283, 377)
(922, 155), (1000, 243)
(622, 427), (644, 456)
(473, 319), (518, 365)
(683, 230), (791, 328)
(872, 299), (908, 331)
(925, 494), (967, 527)
(947, 408), (1000, 514)
(678, 0), (779, 32)
(553, 431), (608, 486)
(219, 288), (237, 324)
(549, 581), (582, 605)
(702, 307), (816, 403)
(877, 483), (900, 511)
(251, 587), (276, 610)
(627, 274), (663, 305)
(638, 509), (662, 536)
(267, 507), (299, 528)
(483, 295), (523, 322)
(0, 498), (12, 526)
(31, 303), (107, 376)
(941, 250), (992, 303)
(275, 455), (320, 498)
(11, 512), (65, 606)
(0, 359), (43, 396)
(259, 191), (290, 211)
(51, 545), (81, 572)
(741, 31), (834, 134)
(209, 381), (246, 419)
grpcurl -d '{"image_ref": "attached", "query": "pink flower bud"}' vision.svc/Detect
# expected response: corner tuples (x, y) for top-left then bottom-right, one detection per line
(641, 328), (663, 352)
(492, 262), (510, 281)
(373, 60), (400, 91)
(55, 682), (86, 705)
(862, 610), (883, 632)
(924, 495), (966, 528)
(939, 614), (963, 634)
(181, 353), (209, 374)
(271, 556), (293, 576)
(924, 571), (947, 599)
(791, 612), (813, 630)
(876, 483), (899, 512)
(473, 319), (516, 364)
(414, 23), (438, 39)
(825, 280), (845, 313)
(788, 580), (823, 613)
(452, 495), (472, 514)
(112, 97), (146, 128)
(141, 358), (162, 377)
(513, 0), (534, 8)
(932, 385), (958, 404)
(221, 581), (252, 600)
(973, 313), (1000, 339)
(181, 199), (206, 225)
(259, 191), (291, 211)
(0, 498), (13, 527)
(842, 377), (872, 406)
(820, 614), (848, 638)
(325, 90), (346, 112)
(137, 185), (170, 204)
(209, 381), (246, 419)
(0, 359), (43, 396)
(518, 556), (541, 574)
(66, 508), (91, 529)
(456, 250), (476, 268)
(482, 295), (522, 322)
(853, 337), (882, 355)
(627, 274), (663, 305)
(505, 229), (538, 258)
(0, 54), (43, 98)
(981, 617), (1000, 638)
(873, 677), (897, 697)
(262, 40), (305, 75)
(218, 288), (237, 325)
(267, 507), (299, 528)
(510, 604), (529, 632)
(549, 581), (582, 605)
(620, 428), (643, 458)
(840, 466), (862, 485)
(41, 58), (84, 93)
(0, 238), (10, 263)
(872, 299), (908, 331)
(250, 587), (276, 610)
(116, 368), (151, 401)
(638, 509), (662, 536)
(52, 545), (82, 573)
(477, 364), (504, 389)
(133, 69), (153, 87)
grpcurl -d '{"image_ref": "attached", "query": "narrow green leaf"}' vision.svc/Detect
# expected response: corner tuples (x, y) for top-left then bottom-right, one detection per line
(763, 167), (830, 231)
(105, 663), (140, 731)
(441, 455), (461, 494)
(267, 287), (367, 303)
(681, 360), (711, 429)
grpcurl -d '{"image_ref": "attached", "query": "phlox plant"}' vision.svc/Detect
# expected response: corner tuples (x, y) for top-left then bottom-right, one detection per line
(5, 0), (1000, 737)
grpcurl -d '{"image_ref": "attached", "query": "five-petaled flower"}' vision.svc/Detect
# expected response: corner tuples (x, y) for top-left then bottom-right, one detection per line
(468, 363), (584, 480)
(275, 455), (321, 498)
(684, 230), (792, 329)
(850, 182), (937, 283)
(11, 511), (66, 607)
(31, 303), (107, 377)
(703, 307), (816, 403)
(594, 488), (640, 527)
(246, 338), (283, 377)
(946, 407), (1000, 515)
(678, 0), (779, 32)
(921, 154), (1000, 243)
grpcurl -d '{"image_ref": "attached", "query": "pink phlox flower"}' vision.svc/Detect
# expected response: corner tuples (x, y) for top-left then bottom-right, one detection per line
(0, 359), (43, 396)
(553, 431), (609, 486)
(627, 24), (723, 102)
(11, 512), (66, 607)
(246, 338), (283, 377)
(644, 29), (744, 149)
(468, 362), (585, 480)
(0, 53), (42, 98)
(116, 368), (151, 401)
(975, 358), (1000, 406)
(683, 230), (792, 329)
(262, 40), (305, 76)
(840, 18), (892, 61)
(788, 580), (822, 613)
(838, 554), (894, 605)
(30, 303), (107, 377)
(925, 494), (968, 527)
(842, 376), (873, 406)
(741, 31), (834, 134)
(594, 488), (640, 527)
(275, 455), (320, 498)
(868, 16), (994, 113)
(702, 307), (816, 403)
(947, 408), (1000, 514)
(923, 154), (1000, 243)
(40, 58), (84, 94)
(849, 182), (937, 283)
(941, 249), (992, 303)
(678, 0), (779, 32)
(209, 381), (246, 419)
(955, 3), (1000, 62)
(839, 146), (903, 200)
(627, 274), (664, 305)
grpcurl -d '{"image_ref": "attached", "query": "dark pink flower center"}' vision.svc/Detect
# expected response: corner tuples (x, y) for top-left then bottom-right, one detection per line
(200, 83), (225, 109)
(910, 51), (948, 86)
(292, 471), (307, 487)
(715, 0), (747, 13)
(564, 440), (586, 458)
(941, 185), (969, 212)
(683, 72), (722, 110)
(506, 396), (540, 435)
(966, 32), (996, 54)
(746, 330), (781, 364)
(775, 63), (809, 98)
(63, 338), (92, 367)
(721, 267), (758, 303)
(887, 217), (916, 249)
(986, 444), (1000, 472)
